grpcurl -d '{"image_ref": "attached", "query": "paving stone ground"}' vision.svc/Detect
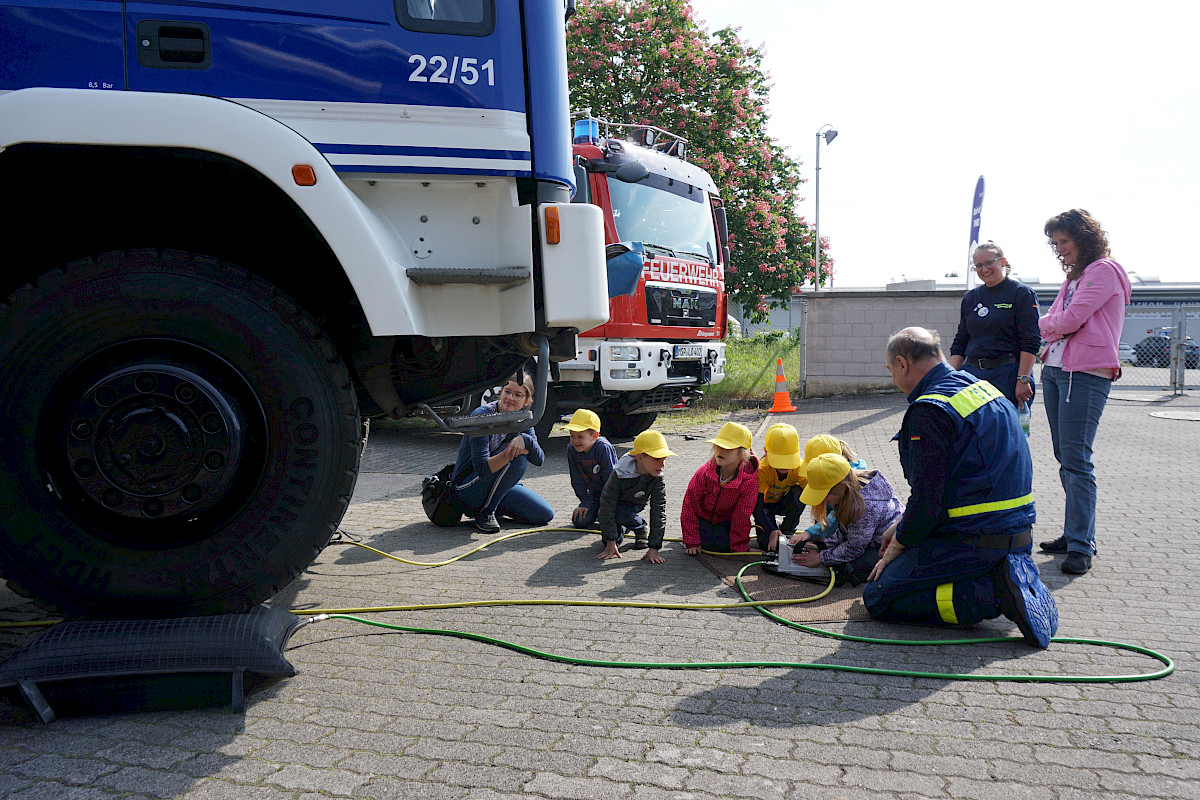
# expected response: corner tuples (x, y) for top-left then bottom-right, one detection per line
(1, 385), (1197, 799)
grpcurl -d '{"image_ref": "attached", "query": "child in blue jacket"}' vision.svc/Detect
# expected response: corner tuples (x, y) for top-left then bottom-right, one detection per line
(563, 408), (619, 533)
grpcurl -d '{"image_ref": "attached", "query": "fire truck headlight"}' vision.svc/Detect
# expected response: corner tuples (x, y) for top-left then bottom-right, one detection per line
(609, 345), (640, 361)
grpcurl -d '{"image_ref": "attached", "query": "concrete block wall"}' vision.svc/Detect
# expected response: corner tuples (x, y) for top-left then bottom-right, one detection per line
(801, 289), (962, 397)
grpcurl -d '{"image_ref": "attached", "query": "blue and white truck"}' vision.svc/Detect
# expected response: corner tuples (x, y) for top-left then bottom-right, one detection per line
(0, 0), (607, 618)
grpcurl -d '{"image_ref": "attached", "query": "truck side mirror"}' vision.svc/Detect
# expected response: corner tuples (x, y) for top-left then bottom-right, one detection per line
(614, 160), (649, 183)
(572, 163), (590, 203)
(713, 205), (730, 265)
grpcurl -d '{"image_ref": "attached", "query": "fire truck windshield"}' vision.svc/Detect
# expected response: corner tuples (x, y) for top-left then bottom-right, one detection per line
(607, 173), (718, 264)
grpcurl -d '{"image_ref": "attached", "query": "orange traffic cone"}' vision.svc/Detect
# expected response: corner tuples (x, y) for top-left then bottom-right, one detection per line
(769, 358), (796, 413)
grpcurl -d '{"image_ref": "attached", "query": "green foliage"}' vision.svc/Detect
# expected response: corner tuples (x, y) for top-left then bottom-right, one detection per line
(566, 0), (833, 322)
(704, 330), (802, 402)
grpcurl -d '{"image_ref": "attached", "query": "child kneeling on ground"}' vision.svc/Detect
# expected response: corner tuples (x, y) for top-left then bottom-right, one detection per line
(563, 409), (618, 532)
(681, 422), (759, 554)
(790, 453), (905, 586)
(597, 430), (677, 564)
(755, 423), (806, 553)
(798, 434), (868, 543)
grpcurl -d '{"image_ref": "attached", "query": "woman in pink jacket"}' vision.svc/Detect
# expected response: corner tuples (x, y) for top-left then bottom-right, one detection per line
(681, 422), (760, 554)
(1037, 209), (1131, 576)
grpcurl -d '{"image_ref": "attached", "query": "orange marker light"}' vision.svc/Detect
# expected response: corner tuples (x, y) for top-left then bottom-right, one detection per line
(292, 164), (317, 186)
(545, 206), (560, 244)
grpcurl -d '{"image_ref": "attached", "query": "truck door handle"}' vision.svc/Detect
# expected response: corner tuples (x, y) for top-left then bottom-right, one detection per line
(136, 20), (212, 70)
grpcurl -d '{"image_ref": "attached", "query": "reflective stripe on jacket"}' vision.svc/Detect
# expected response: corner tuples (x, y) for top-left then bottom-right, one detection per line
(899, 366), (1035, 537)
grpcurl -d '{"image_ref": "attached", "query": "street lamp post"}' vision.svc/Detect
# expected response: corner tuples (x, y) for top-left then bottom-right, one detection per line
(815, 124), (837, 287)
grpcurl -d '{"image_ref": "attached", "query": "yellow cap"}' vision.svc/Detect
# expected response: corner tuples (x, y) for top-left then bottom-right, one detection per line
(562, 408), (601, 432)
(706, 421), (752, 451)
(631, 430), (677, 459)
(799, 434), (842, 478)
(763, 423), (801, 470)
(798, 453), (851, 506)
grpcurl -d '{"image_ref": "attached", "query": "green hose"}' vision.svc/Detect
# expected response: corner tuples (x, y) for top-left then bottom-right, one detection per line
(1, 526), (1173, 683)
(302, 531), (1174, 683)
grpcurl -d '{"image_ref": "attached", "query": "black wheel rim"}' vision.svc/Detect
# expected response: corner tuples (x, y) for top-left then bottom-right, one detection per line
(40, 338), (268, 549)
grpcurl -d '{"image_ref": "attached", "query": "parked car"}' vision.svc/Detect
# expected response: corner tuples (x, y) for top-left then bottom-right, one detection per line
(1118, 342), (1138, 365)
(1133, 334), (1200, 368)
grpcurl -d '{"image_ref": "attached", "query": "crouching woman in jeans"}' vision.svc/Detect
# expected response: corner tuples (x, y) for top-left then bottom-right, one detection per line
(451, 373), (554, 533)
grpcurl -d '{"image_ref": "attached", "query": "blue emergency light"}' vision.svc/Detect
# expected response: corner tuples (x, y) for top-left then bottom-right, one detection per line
(573, 118), (599, 144)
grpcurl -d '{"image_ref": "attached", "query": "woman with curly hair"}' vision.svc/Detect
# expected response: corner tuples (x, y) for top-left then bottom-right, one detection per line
(1036, 209), (1131, 575)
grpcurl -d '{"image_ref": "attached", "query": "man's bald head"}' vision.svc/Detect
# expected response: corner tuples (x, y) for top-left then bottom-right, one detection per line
(886, 327), (944, 365)
(885, 327), (946, 395)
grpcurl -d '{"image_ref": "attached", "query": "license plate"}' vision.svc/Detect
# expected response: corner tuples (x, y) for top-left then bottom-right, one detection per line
(674, 344), (703, 360)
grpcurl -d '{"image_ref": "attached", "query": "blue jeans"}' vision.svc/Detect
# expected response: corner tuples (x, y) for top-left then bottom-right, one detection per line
(453, 456), (554, 525)
(1040, 366), (1110, 555)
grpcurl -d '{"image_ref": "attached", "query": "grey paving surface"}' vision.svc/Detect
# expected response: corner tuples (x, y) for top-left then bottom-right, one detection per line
(1, 387), (1198, 799)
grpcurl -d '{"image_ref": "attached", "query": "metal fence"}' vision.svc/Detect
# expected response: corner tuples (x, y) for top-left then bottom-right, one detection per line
(1117, 304), (1200, 392)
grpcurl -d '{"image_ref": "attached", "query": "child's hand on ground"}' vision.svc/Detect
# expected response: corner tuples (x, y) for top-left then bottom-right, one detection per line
(571, 506), (588, 526)
(597, 540), (622, 560)
(793, 547), (822, 568)
(685, 546), (701, 556)
(640, 548), (664, 564)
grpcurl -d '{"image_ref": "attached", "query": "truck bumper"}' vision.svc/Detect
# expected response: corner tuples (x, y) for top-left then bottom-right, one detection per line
(563, 338), (726, 391)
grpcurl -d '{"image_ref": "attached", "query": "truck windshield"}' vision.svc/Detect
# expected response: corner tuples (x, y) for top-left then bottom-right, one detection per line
(606, 173), (718, 263)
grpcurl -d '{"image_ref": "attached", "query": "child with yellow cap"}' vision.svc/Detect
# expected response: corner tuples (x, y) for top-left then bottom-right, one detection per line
(597, 429), (677, 564)
(754, 423), (805, 553)
(788, 452), (905, 585)
(680, 422), (760, 554)
(798, 434), (868, 542)
(561, 409), (619, 535)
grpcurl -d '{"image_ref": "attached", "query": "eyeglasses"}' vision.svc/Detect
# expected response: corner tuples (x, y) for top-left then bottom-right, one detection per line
(974, 257), (1002, 271)
(500, 387), (528, 399)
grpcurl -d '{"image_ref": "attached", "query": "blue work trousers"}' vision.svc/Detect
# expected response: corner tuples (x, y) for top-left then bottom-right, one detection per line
(1040, 366), (1110, 555)
(862, 537), (1032, 626)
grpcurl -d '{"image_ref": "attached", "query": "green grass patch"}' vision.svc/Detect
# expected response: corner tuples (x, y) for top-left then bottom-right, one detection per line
(704, 330), (802, 403)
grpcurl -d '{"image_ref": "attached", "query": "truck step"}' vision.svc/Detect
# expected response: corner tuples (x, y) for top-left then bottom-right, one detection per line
(406, 266), (530, 287)
(443, 408), (531, 430)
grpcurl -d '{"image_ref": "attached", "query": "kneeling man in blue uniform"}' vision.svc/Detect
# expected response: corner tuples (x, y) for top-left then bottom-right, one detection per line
(864, 327), (1058, 648)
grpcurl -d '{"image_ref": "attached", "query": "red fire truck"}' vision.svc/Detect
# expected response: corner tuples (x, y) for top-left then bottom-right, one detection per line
(535, 116), (728, 439)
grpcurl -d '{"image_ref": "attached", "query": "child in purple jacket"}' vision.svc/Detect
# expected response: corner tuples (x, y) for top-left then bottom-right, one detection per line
(790, 453), (905, 586)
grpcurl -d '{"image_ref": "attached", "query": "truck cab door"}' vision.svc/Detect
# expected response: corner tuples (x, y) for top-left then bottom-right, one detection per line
(0, 1), (124, 91)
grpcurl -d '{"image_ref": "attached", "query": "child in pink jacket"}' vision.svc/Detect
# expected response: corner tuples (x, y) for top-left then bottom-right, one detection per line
(681, 422), (760, 553)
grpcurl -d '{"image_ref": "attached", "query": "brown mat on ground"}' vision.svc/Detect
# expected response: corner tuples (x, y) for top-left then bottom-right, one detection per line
(697, 553), (871, 622)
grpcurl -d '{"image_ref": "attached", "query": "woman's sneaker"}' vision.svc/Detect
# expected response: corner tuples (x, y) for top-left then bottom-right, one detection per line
(1039, 536), (1068, 554)
(995, 554), (1058, 648)
(474, 512), (501, 534)
(1041, 536), (1098, 556)
(1061, 552), (1092, 575)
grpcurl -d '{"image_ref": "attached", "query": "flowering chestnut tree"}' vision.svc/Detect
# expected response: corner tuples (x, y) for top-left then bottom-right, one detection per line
(566, 0), (832, 321)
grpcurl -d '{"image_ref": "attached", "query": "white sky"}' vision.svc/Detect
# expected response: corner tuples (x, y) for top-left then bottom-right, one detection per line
(687, 0), (1200, 288)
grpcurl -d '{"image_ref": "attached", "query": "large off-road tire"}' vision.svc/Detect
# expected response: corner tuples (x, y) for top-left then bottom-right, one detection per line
(0, 251), (361, 618)
(602, 411), (658, 439)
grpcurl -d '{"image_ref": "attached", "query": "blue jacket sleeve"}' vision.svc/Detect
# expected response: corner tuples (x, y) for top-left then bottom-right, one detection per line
(520, 430), (544, 467)
(466, 435), (493, 477)
(567, 447), (590, 505)
(1016, 283), (1043, 356)
(950, 289), (974, 358)
(895, 404), (955, 546)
